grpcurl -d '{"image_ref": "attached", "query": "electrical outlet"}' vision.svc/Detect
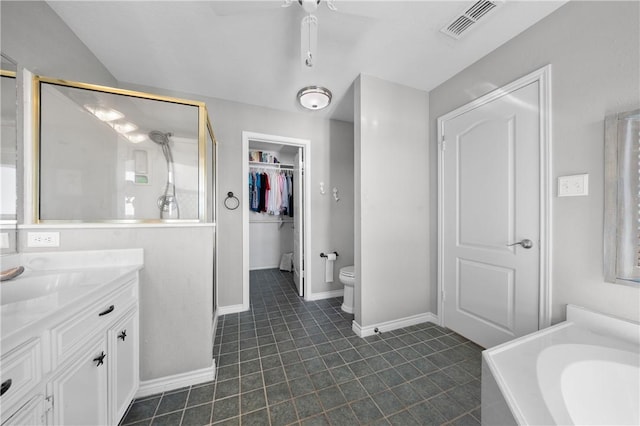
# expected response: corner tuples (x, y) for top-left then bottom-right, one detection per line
(558, 174), (589, 197)
(28, 232), (60, 247)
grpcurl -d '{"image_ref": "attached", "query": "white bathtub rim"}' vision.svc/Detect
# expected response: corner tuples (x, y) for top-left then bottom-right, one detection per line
(482, 306), (640, 426)
(537, 343), (640, 426)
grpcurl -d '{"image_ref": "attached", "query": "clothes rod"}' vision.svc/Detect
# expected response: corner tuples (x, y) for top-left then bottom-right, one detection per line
(249, 220), (294, 224)
(249, 162), (294, 169)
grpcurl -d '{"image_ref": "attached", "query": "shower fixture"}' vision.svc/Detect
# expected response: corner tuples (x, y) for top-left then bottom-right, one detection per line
(148, 130), (180, 219)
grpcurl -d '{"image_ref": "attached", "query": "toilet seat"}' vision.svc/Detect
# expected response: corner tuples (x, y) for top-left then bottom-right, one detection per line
(339, 266), (355, 314)
(339, 266), (355, 278)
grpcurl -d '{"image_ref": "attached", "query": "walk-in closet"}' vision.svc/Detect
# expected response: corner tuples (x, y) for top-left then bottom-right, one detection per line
(248, 140), (304, 295)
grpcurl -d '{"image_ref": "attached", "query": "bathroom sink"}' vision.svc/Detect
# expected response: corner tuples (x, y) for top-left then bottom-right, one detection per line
(1, 268), (129, 306)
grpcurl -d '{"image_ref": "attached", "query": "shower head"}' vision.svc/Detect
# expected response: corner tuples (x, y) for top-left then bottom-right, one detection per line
(148, 130), (172, 145)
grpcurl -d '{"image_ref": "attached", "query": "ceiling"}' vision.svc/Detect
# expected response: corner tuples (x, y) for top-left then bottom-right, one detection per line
(47, 1), (566, 122)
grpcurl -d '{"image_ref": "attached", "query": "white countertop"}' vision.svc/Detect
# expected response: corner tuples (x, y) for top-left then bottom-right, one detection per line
(1, 249), (143, 353)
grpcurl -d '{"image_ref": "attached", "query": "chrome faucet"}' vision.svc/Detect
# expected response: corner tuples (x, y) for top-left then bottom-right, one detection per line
(1, 266), (24, 282)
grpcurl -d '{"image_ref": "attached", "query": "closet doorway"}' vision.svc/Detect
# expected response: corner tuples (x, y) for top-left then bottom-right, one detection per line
(242, 132), (311, 306)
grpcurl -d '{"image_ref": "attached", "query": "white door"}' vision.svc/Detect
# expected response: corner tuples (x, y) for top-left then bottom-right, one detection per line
(441, 81), (540, 348)
(293, 148), (304, 296)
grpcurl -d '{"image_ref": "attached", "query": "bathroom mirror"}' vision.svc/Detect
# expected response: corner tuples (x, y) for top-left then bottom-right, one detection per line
(1, 53), (18, 254)
(35, 76), (210, 222)
(604, 108), (640, 285)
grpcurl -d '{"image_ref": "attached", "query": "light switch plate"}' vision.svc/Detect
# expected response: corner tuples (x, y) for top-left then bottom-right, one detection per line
(558, 174), (589, 197)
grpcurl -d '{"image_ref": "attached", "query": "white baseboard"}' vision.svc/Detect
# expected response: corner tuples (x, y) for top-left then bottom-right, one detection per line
(136, 361), (216, 398)
(212, 311), (219, 341)
(352, 312), (438, 337)
(305, 288), (344, 301)
(249, 265), (282, 271)
(217, 304), (249, 316)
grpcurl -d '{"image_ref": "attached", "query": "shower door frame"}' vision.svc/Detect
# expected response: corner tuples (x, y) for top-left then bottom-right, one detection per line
(241, 131), (311, 310)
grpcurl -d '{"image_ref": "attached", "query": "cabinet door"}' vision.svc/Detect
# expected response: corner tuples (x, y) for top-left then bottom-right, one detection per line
(1, 394), (45, 426)
(109, 309), (139, 425)
(48, 339), (108, 426)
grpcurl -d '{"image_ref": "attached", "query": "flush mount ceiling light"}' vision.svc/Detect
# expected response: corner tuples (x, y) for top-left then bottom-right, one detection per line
(297, 86), (332, 110)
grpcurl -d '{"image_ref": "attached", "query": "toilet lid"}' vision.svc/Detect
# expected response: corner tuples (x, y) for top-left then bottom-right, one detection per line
(340, 266), (355, 278)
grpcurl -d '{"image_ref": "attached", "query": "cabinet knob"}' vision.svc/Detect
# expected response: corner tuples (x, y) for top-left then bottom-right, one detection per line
(93, 351), (106, 367)
(0, 379), (11, 397)
(118, 330), (127, 341)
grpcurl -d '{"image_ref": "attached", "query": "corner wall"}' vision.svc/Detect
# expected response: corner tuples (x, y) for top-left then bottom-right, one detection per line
(429, 1), (640, 323)
(355, 74), (430, 330)
(3, 1), (213, 382)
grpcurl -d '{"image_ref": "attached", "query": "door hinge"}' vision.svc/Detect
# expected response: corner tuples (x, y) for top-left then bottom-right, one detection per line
(442, 290), (446, 302)
(45, 395), (54, 413)
(441, 137), (447, 151)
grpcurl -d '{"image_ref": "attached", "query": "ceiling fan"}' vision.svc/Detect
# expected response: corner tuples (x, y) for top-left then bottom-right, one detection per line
(209, 0), (343, 68)
(282, 0), (338, 68)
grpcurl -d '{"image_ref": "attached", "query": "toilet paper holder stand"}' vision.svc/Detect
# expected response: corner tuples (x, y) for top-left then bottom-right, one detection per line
(320, 252), (339, 258)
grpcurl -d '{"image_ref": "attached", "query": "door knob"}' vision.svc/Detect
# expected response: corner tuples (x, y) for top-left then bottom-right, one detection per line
(507, 239), (533, 249)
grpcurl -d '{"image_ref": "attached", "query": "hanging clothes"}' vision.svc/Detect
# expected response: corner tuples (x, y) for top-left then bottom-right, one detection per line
(249, 167), (293, 217)
(288, 174), (294, 217)
(258, 172), (267, 212)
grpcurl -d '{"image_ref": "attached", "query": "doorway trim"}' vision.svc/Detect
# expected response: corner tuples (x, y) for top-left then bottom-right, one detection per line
(437, 65), (553, 332)
(242, 131), (312, 310)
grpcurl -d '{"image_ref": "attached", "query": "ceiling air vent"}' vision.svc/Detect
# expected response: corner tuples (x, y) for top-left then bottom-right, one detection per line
(441, 0), (501, 40)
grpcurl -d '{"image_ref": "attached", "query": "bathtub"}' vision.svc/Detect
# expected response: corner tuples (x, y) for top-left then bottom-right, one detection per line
(482, 305), (640, 425)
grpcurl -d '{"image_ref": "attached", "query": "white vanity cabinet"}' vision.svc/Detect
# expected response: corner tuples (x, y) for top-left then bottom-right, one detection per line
(109, 308), (139, 424)
(47, 338), (109, 425)
(3, 395), (45, 426)
(46, 281), (140, 426)
(1, 264), (141, 426)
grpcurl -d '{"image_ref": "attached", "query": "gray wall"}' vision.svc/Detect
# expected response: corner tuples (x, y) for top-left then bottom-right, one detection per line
(3, 2), (213, 381)
(3, 2), (355, 384)
(355, 75), (430, 328)
(0, 1), (116, 86)
(209, 99), (355, 302)
(124, 86), (356, 304)
(429, 1), (640, 324)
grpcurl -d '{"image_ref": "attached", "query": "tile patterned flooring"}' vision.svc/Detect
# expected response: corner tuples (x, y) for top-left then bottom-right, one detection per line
(121, 269), (483, 425)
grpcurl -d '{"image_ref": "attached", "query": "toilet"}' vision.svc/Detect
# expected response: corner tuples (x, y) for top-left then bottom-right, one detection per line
(339, 265), (355, 313)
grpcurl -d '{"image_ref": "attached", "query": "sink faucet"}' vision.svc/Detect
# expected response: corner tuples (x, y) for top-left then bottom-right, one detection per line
(1, 266), (25, 282)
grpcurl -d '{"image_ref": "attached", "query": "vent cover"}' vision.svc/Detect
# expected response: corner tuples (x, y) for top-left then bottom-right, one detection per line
(441, 0), (501, 40)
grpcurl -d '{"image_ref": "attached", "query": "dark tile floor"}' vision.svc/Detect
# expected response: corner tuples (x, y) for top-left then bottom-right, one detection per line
(121, 269), (483, 426)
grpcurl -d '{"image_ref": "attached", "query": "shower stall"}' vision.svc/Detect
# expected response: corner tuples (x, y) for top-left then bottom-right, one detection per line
(35, 76), (215, 223)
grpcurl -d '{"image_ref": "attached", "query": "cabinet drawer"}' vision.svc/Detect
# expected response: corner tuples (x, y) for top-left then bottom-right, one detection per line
(51, 281), (137, 368)
(0, 338), (42, 416)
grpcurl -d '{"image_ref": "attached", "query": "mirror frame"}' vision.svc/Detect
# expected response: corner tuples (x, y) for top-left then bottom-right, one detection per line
(604, 108), (640, 285)
(32, 75), (214, 224)
(1, 68), (18, 254)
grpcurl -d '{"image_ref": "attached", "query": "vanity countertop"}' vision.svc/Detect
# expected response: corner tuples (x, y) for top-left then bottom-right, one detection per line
(1, 249), (143, 353)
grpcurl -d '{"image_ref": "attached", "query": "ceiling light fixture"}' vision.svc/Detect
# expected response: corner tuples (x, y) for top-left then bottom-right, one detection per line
(297, 86), (332, 110)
